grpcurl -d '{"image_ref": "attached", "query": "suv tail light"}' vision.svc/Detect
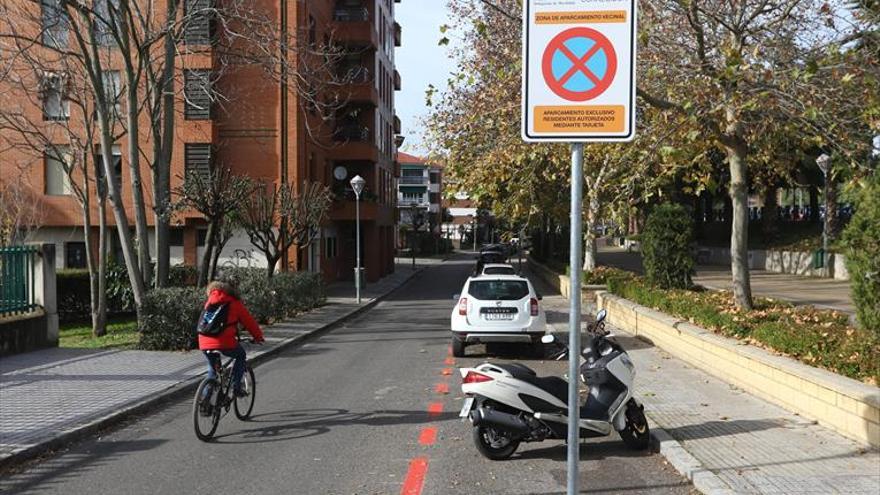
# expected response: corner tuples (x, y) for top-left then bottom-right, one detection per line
(458, 297), (468, 316)
(530, 298), (539, 316)
(463, 371), (493, 384)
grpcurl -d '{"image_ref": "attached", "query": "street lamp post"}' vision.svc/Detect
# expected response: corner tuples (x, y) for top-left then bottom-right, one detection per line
(470, 214), (477, 252)
(816, 154), (831, 272)
(351, 175), (366, 304)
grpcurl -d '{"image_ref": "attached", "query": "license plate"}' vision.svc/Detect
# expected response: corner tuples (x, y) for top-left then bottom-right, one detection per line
(459, 397), (475, 418)
(484, 313), (514, 321)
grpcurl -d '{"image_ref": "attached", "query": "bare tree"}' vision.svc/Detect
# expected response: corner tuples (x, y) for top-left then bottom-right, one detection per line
(0, 173), (43, 246)
(237, 180), (332, 279)
(173, 165), (251, 286)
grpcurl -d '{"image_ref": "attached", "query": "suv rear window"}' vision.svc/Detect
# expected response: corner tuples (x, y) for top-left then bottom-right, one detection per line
(468, 280), (529, 301)
(483, 267), (516, 275)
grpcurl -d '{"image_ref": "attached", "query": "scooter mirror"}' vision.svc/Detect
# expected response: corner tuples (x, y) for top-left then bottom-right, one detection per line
(596, 309), (607, 323)
(540, 334), (556, 344)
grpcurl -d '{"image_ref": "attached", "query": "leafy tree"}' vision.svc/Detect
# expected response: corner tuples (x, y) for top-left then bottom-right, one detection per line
(841, 171), (880, 336)
(642, 203), (695, 289)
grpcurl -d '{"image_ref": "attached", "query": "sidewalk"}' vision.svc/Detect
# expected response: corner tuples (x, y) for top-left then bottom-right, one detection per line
(0, 259), (435, 469)
(596, 245), (856, 315)
(529, 269), (879, 495)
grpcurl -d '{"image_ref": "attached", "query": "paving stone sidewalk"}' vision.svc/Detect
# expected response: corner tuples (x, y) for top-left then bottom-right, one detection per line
(0, 259), (436, 468)
(533, 276), (880, 494)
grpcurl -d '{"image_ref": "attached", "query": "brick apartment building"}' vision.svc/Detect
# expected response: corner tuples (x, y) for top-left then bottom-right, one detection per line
(0, 0), (402, 283)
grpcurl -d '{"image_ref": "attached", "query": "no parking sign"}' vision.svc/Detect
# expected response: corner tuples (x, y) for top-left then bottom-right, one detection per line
(522, 0), (637, 142)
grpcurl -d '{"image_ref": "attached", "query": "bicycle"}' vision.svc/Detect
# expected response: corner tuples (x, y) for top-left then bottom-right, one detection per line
(192, 338), (257, 441)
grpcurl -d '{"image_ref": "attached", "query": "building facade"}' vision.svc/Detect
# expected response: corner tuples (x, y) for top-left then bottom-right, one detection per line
(396, 152), (442, 245)
(0, 0), (402, 283)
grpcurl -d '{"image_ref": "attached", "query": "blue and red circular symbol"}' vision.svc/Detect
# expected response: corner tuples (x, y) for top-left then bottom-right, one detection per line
(542, 27), (617, 101)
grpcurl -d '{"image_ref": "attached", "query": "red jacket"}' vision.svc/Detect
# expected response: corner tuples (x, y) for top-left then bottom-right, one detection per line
(198, 287), (264, 350)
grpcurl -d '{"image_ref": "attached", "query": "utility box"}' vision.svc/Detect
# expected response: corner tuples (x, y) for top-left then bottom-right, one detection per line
(813, 249), (825, 269)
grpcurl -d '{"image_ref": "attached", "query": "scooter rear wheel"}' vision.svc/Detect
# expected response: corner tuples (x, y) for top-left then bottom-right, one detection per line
(473, 425), (520, 460)
(619, 403), (650, 450)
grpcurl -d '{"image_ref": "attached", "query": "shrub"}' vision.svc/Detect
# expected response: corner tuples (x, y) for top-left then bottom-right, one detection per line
(57, 261), (135, 321)
(842, 171), (880, 336)
(641, 203), (695, 289)
(138, 287), (203, 351)
(218, 268), (326, 324)
(168, 265), (198, 287)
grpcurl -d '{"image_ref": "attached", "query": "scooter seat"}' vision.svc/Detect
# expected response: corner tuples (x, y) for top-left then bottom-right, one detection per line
(496, 364), (569, 404)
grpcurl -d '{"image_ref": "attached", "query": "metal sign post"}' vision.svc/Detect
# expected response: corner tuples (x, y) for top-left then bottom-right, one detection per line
(567, 142), (584, 494)
(522, 1), (638, 493)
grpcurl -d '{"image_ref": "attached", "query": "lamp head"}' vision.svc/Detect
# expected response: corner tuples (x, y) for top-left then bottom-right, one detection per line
(350, 175), (366, 196)
(816, 153), (831, 174)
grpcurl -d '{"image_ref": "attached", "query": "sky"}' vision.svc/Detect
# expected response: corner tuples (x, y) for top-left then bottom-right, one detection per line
(395, 1), (457, 156)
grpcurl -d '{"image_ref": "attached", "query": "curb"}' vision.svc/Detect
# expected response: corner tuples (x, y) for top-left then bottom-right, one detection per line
(0, 267), (426, 473)
(648, 419), (737, 495)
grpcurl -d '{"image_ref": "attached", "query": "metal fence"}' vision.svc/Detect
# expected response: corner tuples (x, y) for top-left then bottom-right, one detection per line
(0, 245), (39, 317)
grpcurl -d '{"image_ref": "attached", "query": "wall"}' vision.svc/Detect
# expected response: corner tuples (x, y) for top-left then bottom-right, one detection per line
(696, 246), (850, 281)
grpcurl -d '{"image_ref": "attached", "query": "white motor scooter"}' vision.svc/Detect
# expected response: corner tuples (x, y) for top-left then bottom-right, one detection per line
(458, 309), (650, 460)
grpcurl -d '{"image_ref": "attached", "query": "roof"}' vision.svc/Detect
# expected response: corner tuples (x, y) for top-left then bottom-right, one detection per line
(397, 151), (427, 165)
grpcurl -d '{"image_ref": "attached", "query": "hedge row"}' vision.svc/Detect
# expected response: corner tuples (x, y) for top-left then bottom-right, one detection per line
(138, 269), (326, 351)
(605, 273), (879, 384)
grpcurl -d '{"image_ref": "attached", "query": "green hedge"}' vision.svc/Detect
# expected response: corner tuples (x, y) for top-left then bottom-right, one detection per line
(641, 203), (695, 289)
(57, 262), (136, 321)
(607, 275), (879, 384)
(138, 269), (326, 350)
(138, 287), (203, 351)
(842, 171), (880, 337)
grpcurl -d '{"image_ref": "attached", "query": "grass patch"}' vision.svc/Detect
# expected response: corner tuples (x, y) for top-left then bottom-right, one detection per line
(604, 273), (879, 384)
(59, 317), (139, 350)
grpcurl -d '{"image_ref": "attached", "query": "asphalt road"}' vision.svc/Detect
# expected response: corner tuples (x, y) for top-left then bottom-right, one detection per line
(0, 257), (693, 494)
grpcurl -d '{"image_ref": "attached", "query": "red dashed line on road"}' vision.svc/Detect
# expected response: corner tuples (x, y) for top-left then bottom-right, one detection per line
(441, 367), (453, 376)
(444, 357), (455, 365)
(427, 402), (443, 417)
(418, 427), (437, 446)
(400, 457), (429, 495)
(435, 383), (449, 394)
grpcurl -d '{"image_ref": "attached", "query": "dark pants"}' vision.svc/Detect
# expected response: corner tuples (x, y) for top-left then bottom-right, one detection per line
(203, 344), (246, 390)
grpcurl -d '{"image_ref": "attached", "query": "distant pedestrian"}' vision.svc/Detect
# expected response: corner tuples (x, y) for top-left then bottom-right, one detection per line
(198, 272), (264, 397)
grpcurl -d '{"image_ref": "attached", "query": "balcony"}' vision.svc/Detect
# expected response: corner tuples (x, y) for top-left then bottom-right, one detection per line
(398, 198), (429, 207)
(330, 125), (379, 162)
(394, 22), (401, 47)
(393, 69), (401, 91)
(393, 114), (401, 134)
(334, 5), (377, 48)
(330, 198), (379, 221)
(399, 176), (427, 185)
(339, 67), (378, 105)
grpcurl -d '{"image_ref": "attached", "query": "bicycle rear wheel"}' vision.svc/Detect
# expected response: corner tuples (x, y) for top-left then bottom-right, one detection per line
(193, 378), (221, 441)
(234, 365), (256, 420)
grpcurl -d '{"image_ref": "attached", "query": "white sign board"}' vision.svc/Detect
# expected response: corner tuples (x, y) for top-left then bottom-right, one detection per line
(522, 0), (637, 142)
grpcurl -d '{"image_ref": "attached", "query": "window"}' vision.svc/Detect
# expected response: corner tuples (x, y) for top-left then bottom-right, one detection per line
(184, 69), (212, 120)
(402, 169), (422, 177)
(169, 227), (184, 246)
(94, 145), (122, 197)
(308, 15), (316, 46)
(467, 280), (529, 301)
(41, 0), (69, 48)
(45, 146), (72, 195)
(325, 236), (337, 259)
(185, 143), (212, 183)
(402, 191), (423, 202)
(183, 0), (212, 45)
(41, 73), (69, 121)
(101, 70), (122, 121)
(429, 192), (439, 204)
(93, 0), (119, 47)
(430, 172), (440, 184)
(65, 242), (87, 268)
(197, 228), (207, 246)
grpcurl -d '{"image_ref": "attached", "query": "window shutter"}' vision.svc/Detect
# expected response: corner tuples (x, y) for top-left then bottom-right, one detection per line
(184, 0), (212, 45)
(185, 143), (212, 182)
(184, 69), (212, 120)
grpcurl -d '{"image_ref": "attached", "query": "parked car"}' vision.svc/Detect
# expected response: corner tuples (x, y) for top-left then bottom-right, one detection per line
(479, 263), (517, 276)
(450, 274), (547, 357)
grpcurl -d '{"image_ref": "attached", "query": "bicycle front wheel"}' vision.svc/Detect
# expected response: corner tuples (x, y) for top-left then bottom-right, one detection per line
(234, 365), (256, 420)
(193, 378), (221, 441)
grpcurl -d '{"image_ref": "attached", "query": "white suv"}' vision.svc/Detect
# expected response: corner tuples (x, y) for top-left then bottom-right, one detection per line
(450, 275), (547, 357)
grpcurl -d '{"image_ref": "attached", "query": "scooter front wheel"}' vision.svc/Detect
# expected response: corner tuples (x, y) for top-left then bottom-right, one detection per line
(473, 425), (520, 460)
(619, 402), (650, 450)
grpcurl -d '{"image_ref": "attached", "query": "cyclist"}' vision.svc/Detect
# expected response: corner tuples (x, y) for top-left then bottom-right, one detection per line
(199, 272), (264, 399)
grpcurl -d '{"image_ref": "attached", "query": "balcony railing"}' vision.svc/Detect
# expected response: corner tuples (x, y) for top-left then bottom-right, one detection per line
(333, 125), (371, 142)
(394, 22), (401, 46)
(340, 66), (372, 84)
(399, 198), (428, 207)
(393, 70), (401, 91)
(334, 6), (369, 22)
(399, 176), (427, 185)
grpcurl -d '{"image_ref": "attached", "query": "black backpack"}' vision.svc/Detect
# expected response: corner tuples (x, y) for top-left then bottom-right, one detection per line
(197, 302), (230, 336)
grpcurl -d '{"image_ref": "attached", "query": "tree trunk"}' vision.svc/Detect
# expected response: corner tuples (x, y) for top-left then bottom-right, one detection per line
(96, 113), (145, 311)
(96, 197), (108, 335)
(153, 0), (178, 288)
(724, 115), (754, 310)
(198, 222), (216, 287)
(79, 161), (106, 338)
(583, 196), (599, 272)
(809, 185), (820, 223)
(125, 76), (152, 286)
(824, 173), (838, 239)
(761, 186), (779, 240)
